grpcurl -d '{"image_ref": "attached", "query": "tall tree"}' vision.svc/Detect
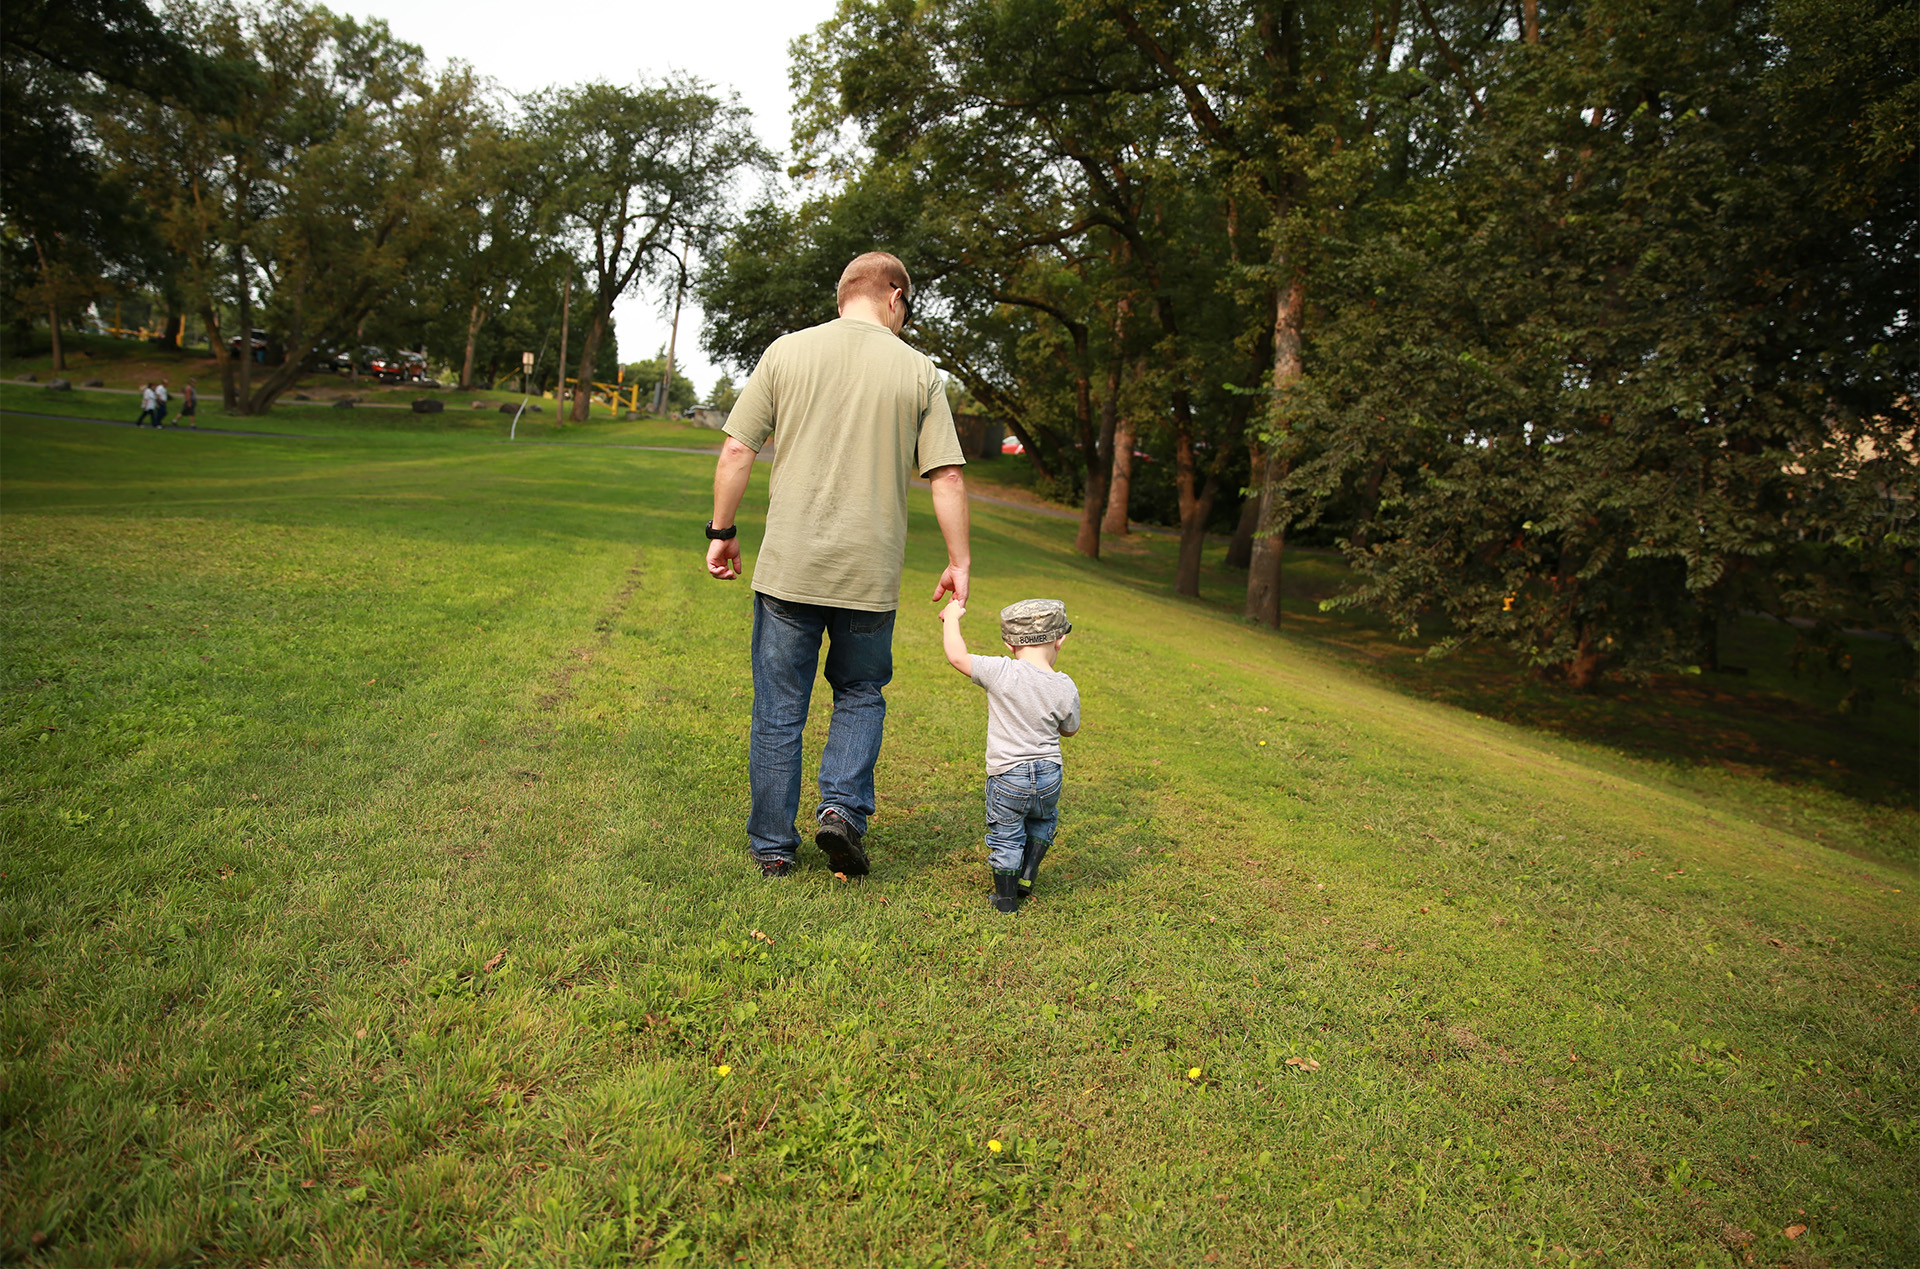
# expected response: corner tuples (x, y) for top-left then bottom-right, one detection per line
(532, 79), (768, 422)
(93, 2), (483, 414)
(1289, 0), (1916, 687)
(787, 0), (1266, 584)
(0, 0), (214, 367)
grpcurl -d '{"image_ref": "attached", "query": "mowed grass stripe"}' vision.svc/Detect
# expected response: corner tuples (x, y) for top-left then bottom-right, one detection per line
(2, 414), (1914, 1267)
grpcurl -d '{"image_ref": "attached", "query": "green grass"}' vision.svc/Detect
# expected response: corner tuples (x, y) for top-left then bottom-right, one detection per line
(2, 410), (1916, 1267)
(0, 382), (725, 450)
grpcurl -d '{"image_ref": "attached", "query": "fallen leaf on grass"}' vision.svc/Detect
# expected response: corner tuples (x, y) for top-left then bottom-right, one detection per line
(832, 871), (850, 882)
(482, 950), (505, 973)
(1285, 1056), (1321, 1072)
(750, 929), (774, 946)
(714, 1173), (735, 1186)
(1784, 1224), (1807, 1240)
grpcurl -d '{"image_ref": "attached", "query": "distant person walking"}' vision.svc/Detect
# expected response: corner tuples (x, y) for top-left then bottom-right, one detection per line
(152, 381), (170, 428)
(179, 381), (197, 427)
(136, 383), (156, 427)
(705, 251), (971, 879)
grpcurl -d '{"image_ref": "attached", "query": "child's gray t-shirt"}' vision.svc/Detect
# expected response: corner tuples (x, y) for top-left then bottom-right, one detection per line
(969, 656), (1081, 775)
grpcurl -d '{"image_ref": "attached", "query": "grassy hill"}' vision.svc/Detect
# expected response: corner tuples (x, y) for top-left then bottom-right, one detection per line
(1, 403), (1914, 1267)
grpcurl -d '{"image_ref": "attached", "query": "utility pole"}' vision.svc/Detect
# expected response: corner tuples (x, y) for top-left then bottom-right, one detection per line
(555, 275), (570, 416)
(655, 245), (688, 417)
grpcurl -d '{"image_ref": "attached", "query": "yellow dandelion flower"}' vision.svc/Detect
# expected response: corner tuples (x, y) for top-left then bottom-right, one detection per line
(716, 1065), (732, 1077)
(1187, 1067), (1202, 1080)
(988, 1139), (1003, 1153)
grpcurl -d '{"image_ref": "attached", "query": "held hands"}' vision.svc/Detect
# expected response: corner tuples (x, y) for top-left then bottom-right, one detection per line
(706, 537), (742, 580)
(939, 599), (966, 624)
(932, 562), (970, 606)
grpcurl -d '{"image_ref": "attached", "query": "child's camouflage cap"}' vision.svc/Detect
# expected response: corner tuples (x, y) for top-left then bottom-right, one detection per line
(1000, 598), (1072, 646)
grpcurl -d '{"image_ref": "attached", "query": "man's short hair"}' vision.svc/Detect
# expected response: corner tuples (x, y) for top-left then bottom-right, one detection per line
(836, 251), (911, 312)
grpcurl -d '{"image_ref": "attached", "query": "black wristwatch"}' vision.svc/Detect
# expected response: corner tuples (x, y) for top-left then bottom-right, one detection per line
(705, 520), (737, 541)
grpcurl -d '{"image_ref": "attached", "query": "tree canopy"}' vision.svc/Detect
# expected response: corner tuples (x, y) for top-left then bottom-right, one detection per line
(699, 0), (1915, 691)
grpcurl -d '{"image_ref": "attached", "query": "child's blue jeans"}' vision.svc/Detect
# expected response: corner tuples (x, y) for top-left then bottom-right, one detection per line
(984, 759), (1061, 872)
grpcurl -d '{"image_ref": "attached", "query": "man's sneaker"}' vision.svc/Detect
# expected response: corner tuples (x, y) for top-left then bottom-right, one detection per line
(814, 809), (870, 877)
(759, 858), (795, 879)
(992, 869), (1023, 913)
(1017, 839), (1051, 898)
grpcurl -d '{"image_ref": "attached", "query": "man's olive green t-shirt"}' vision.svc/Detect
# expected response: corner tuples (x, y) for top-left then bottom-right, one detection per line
(724, 317), (966, 612)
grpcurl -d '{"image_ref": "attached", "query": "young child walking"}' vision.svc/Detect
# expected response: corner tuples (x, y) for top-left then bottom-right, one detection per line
(941, 598), (1080, 912)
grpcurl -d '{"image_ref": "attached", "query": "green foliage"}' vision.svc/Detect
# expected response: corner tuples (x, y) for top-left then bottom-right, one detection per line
(703, 373), (738, 412)
(621, 357), (697, 414)
(712, 0), (1914, 674)
(1284, 0), (1917, 688)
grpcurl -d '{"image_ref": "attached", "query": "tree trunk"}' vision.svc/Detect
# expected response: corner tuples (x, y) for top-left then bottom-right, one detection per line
(244, 356), (306, 414)
(1695, 608), (1720, 673)
(1103, 412), (1135, 535)
(202, 304), (233, 408)
(1246, 274), (1306, 628)
(572, 307), (606, 422)
(1226, 443), (1267, 568)
(243, 289), (312, 414)
(1523, 0), (1539, 44)
(460, 300), (484, 390)
(1172, 418), (1214, 598)
(32, 238), (64, 372)
(1566, 627), (1602, 691)
(1075, 360), (1121, 558)
(234, 243), (253, 415)
(160, 305), (182, 350)
(1349, 454), (1391, 548)
(556, 275), (571, 417)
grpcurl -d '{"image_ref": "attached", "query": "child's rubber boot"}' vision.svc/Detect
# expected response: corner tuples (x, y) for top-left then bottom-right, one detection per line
(1017, 839), (1050, 901)
(992, 869), (1023, 913)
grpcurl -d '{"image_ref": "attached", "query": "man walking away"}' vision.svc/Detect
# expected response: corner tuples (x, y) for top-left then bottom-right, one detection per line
(153, 381), (170, 428)
(136, 382), (155, 427)
(705, 251), (971, 879)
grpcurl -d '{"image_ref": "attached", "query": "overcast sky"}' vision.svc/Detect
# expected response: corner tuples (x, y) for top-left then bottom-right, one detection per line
(342, 0), (844, 394)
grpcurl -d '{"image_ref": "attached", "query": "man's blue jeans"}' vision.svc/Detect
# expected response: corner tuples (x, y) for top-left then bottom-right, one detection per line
(984, 759), (1061, 872)
(749, 593), (894, 864)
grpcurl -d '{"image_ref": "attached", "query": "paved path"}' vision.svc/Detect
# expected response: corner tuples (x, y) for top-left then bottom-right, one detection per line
(1, 406), (316, 440)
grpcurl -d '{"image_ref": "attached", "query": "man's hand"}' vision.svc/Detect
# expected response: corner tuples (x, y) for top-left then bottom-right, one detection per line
(707, 537), (742, 580)
(706, 436), (757, 581)
(932, 562), (970, 606)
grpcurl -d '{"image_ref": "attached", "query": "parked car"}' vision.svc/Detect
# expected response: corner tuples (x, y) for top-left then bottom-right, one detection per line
(1000, 434), (1025, 455)
(326, 345), (382, 374)
(369, 350), (428, 383)
(227, 327), (269, 356)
